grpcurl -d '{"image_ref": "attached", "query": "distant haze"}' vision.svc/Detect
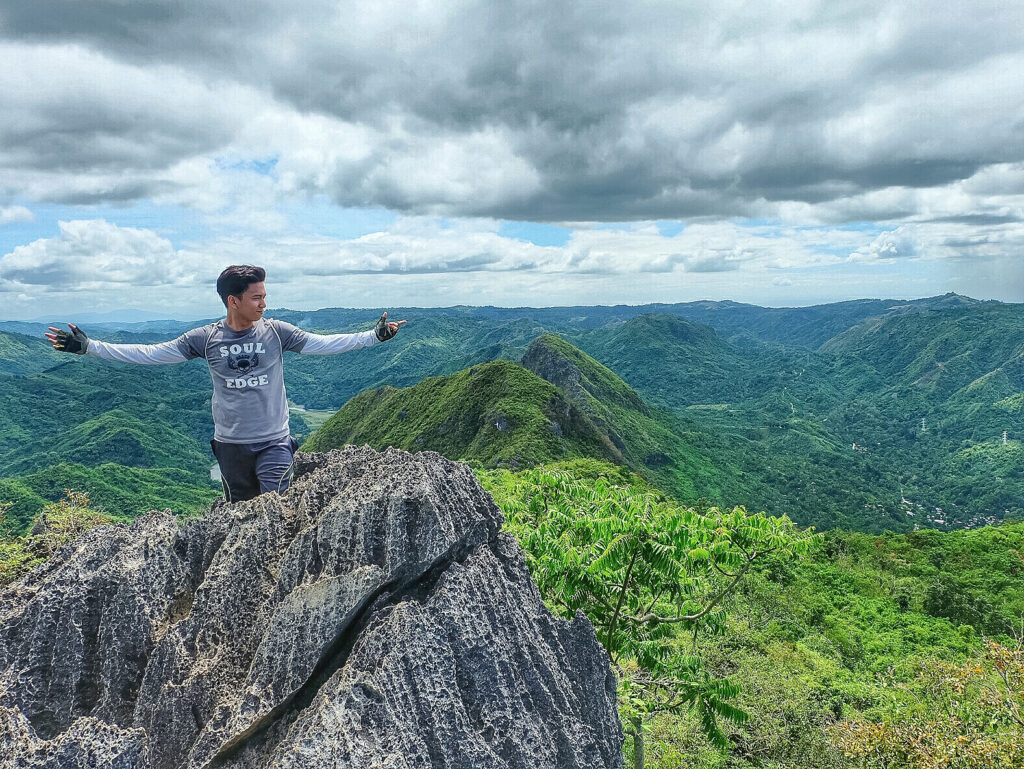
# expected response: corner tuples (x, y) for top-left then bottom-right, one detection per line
(31, 309), (209, 324)
(18, 293), (1001, 330)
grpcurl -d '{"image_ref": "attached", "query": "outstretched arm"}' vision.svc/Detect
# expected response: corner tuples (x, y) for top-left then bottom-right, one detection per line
(46, 323), (194, 364)
(280, 313), (407, 355)
(296, 328), (380, 355)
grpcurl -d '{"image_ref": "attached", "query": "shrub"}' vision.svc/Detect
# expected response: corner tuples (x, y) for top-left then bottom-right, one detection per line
(0, 491), (113, 587)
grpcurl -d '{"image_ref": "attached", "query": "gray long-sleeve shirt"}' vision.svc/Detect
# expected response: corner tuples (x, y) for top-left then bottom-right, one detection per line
(87, 318), (378, 443)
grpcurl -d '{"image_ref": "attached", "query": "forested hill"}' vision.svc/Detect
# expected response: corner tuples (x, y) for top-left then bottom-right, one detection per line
(302, 358), (624, 467)
(1, 295), (1020, 534)
(567, 304), (1023, 530)
(303, 336), (728, 505)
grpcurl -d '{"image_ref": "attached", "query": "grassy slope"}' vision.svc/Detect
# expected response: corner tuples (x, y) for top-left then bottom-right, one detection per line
(0, 463), (218, 535)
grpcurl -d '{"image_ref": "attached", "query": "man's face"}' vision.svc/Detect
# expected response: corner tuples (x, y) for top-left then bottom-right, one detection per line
(231, 281), (267, 322)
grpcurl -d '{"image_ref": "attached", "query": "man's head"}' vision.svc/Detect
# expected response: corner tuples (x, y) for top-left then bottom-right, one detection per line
(217, 265), (267, 322)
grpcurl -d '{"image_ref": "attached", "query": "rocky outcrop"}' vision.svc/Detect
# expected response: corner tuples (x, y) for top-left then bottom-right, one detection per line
(0, 447), (622, 768)
(521, 336), (650, 419)
(522, 337), (636, 465)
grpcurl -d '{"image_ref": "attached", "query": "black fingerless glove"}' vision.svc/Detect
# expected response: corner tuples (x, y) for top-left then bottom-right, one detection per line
(55, 324), (89, 354)
(375, 313), (396, 342)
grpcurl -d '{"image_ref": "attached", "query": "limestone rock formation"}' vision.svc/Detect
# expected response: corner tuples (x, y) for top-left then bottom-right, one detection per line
(0, 447), (622, 768)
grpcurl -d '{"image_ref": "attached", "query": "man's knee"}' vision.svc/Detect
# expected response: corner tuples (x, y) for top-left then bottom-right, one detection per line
(254, 437), (298, 495)
(258, 462), (293, 494)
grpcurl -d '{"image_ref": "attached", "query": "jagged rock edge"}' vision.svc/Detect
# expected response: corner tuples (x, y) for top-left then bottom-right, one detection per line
(158, 515), (232, 644)
(202, 513), (499, 768)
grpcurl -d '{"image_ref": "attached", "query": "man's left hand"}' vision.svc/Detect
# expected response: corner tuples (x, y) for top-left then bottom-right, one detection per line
(375, 312), (407, 342)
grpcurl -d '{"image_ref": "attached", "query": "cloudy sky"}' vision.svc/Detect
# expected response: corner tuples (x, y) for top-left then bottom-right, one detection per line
(1, 0), (1023, 319)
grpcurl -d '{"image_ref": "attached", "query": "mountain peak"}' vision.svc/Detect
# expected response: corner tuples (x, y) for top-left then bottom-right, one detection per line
(616, 313), (721, 345)
(522, 334), (649, 417)
(303, 358), (620, 468)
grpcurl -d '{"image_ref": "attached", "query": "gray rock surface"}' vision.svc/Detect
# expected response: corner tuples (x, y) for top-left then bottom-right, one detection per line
(0, 447), (622, 768)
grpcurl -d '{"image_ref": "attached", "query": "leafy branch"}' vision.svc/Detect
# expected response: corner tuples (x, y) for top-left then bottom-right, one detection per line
(494, 466), (817, 759)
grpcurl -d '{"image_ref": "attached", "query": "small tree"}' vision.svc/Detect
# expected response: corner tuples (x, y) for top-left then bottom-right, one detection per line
(29, 490), (113, 558)
(0, 500), (42, 586)
(0, 490), (113, 587)
(497, 469), (816, 766)
(0, 500), (12, 537)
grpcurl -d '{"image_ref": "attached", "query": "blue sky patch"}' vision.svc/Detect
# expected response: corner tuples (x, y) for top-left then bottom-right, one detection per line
(214, 156), (280, 175)
(0, 201), (213, 253)
(279, 200), (397, 240)
(498, 221), (571, 247)
(656, 221), (685, 237)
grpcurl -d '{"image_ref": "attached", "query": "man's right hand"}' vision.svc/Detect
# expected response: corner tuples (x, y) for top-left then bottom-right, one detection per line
(45, 324), (89, 354)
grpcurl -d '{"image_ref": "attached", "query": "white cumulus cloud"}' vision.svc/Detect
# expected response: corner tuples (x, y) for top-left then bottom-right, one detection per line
(0, 219), (201, 289)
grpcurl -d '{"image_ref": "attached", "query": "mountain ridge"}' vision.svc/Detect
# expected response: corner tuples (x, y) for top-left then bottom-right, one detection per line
(302, 359), (620, 468)
(2, 294), (1021, 534)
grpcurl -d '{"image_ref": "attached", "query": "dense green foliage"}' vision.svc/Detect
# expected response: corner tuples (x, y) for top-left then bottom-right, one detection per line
(480, 462), (816, 758)
(294, 298), (1022, 533)
(830, 639), (1024, 768)
(481, 462), (1024, 767)
(633, 524), (1024, 766)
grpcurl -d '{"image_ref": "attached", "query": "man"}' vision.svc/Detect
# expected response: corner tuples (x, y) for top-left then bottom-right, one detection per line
(46, 265), (405, 502)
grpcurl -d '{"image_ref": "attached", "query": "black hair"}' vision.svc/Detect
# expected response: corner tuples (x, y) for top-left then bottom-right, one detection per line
(216, 265), (266, 308)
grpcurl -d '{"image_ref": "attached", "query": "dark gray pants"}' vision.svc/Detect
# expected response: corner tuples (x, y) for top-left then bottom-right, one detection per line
(211, 436), (299, 502)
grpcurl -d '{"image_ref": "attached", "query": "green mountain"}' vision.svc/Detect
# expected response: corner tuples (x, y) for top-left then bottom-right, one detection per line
(821, 302), (1024, 396)
(274, 314), (550, 411)
(0, 330), (64, 376)
(3, 409), (211, 478)
(0, 344), (221, 535)
(3, 295), (1021, 535)
(302, 358), (619, 468)
(815, 304), (1024, 525)
(306, 334), (730, 504)
(0, 463), (217, 535)
(557, 306), (1023, 531)
(519, 333), (726, 500)
(572, 314), (752, 408)
(652, 293), (982, 349)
